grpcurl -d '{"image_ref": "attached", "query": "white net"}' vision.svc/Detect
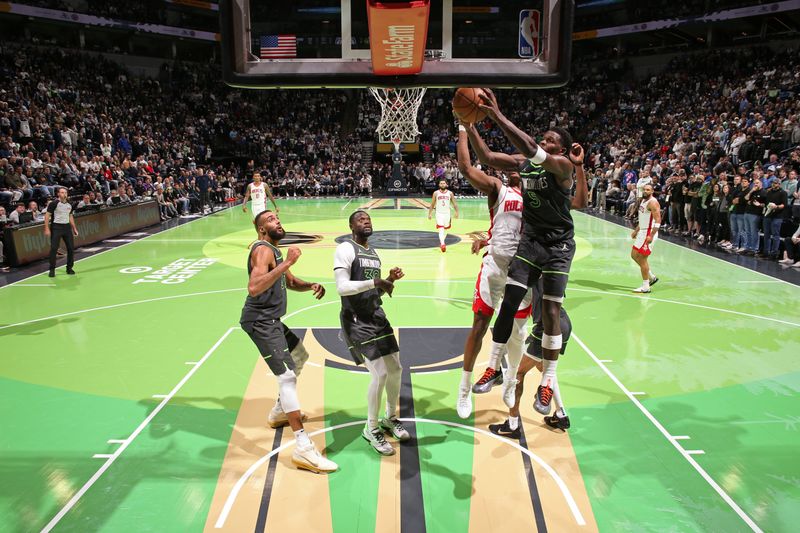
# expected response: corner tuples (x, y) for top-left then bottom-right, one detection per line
(368, 87), (427, 150)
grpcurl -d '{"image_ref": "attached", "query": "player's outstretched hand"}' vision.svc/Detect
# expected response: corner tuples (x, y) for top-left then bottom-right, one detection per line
(477, 88), (500, 120)
(286, 246), (302, 265)
(569, 143), (585, 165)
(374, 278), (395, 297)
(388, 267), (404, 282)
(310, 283), (325, 299)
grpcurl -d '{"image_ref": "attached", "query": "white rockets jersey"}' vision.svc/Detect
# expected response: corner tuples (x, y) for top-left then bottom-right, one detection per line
(249, 182), (267, 208)
(487, 185), (524, 260)
(434, 190), (453, 214)
(638, 197), (657, 231)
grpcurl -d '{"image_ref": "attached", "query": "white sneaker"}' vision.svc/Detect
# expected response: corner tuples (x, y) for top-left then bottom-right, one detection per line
(792, 261), (800, 268)
(632, 286), (651, 293)
(362, 425), (395, 455)
(379, 416), (411, 441)
(456, 386), (472, 419)
(501, 374), (518, 409)
(292, 442), (338, 473)
(779, 258), (794, 264)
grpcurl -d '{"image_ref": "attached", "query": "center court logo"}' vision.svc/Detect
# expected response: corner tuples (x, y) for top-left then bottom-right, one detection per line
(120, 257), (218, 284)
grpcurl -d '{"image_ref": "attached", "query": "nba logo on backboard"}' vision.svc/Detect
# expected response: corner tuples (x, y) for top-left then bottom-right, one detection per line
(518, 9), (541, 58)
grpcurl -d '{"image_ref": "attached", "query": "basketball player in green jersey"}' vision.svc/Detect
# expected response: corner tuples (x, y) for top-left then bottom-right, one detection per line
(477, 88), (578, 417)
(240, 210), (337, 473)
(334, 210), (410, 456)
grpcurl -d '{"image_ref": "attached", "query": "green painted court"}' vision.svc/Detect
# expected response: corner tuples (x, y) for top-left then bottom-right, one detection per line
(1, 199), (797, 533)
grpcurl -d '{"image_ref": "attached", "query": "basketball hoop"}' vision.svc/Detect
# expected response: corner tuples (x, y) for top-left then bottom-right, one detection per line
(368, 87), (427, 152)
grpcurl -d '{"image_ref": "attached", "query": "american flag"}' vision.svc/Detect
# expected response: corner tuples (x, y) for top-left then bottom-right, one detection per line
(259, 35), (297, 58)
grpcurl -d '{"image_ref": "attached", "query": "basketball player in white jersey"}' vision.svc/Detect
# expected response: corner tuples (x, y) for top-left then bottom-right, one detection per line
(242, 172), (279, 218)
(631, 183), (660, 293)
(428, 179), (459, 252)
(455, 123), (532, 419)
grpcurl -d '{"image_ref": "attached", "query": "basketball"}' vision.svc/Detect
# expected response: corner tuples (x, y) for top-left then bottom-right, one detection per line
(452, 87), (487, 124)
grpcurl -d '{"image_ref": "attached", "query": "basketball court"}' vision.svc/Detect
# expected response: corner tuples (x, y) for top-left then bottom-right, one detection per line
(1, 200), (797, 532)
(2, 1), (798, 532)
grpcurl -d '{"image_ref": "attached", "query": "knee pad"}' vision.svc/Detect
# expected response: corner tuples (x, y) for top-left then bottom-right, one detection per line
(276, 370), (300, 412)
(290, 343), (310, 377)
(541, 333), (563, 351)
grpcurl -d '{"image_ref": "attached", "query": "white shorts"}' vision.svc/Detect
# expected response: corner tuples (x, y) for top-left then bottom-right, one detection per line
(632, 230), (656, 256)
(251, 203), (267, 219)
(435, 212), (451, 229)
(472, 254), (533, 318)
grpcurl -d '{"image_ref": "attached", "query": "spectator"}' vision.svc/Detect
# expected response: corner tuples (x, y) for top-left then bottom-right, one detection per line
(760, 178), (788, 260)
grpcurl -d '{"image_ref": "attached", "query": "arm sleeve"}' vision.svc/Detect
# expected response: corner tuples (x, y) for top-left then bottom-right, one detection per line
(333, 243), (375, 296)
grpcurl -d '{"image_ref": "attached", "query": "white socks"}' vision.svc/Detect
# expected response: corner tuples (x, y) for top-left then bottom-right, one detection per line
(553, 380), (566, 416)
(438, 227), (446, 245)
(488, 341), (505, 370)
(460, 370), (472, 390)
(642, 279), (650, 290)
(541, 359), (558, 388)
(294, 428), (311, 448)
(509, 416), (519, 430)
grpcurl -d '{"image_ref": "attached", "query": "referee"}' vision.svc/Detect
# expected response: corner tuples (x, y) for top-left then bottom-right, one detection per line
(44, 187), (78, 277)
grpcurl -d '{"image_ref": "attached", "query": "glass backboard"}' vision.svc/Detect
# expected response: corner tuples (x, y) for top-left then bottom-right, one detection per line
(220, 0), (573, 88)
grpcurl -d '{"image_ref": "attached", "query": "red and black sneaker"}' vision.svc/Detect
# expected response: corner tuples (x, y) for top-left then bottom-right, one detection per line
(533, 383), (554, 415)
(471, 367), (503, 394)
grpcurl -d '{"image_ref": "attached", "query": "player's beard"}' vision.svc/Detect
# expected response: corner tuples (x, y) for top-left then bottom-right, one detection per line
(268, 227), (286, 240)
(357, 226), (373, 239)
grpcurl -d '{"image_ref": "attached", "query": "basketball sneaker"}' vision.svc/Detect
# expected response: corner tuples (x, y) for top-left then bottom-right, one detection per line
(456, 386), (472, 419)
(440, 244), (446, 253)
(500, 372), (518, 409)
(488, 419), (521, 439)
(472, 367), (503, 394)
(379, 416), (411, 441)
(268, 404), (308, 428)
(632, 286), (651, 293)
(292, 442), (338, 473)
(362, 425), (395, 456)
(533, 384), (554, 415)
(649, 275), (659, 287)
(544, 411), (571, 431)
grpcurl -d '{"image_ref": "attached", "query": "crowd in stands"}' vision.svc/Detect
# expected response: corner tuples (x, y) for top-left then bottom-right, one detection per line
(2, 38), (799, 269)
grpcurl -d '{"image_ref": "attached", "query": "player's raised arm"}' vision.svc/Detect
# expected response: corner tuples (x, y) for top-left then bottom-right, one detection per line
(464, 121), (523, 172)
(248, 245), (295, 297)
(456, 125), (503, 196)
(570, 143), (589, 210)
(478, 89), (573, 181)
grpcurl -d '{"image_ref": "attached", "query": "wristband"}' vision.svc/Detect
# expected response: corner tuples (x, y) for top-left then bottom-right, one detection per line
(653, 223), (661, 229)
(530, 145), (547, 165)
(458, 125), (466, 132)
